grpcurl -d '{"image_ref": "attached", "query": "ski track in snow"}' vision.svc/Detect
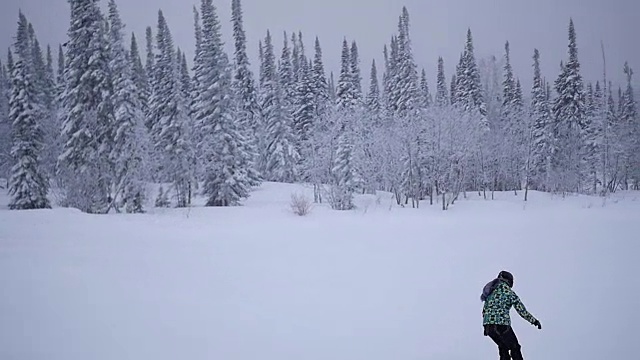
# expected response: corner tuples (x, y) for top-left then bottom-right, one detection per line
(0, 183), (638, 360)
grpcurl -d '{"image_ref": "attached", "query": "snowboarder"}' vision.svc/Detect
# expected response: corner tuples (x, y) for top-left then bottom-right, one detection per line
(481, 271), (541, 360)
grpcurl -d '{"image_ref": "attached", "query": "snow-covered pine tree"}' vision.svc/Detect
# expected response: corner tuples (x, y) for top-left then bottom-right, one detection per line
(479, 55), (502, 128)
(59, 0), (115, 213)
(330, 121), (356, 210)
(39, 44), (61, 182)
(278, 33), (295, 104)
(28, 25), (44, 81)
(580, 80), (600, 194)
(56, 44), (65, 88)
(400, 118), (423, 208)
(366, 59), (381, 118)
(154, 185), (170, 207)
(291, 32), (300, 78)
(515, 80), (523, 109)
(352, 59), (381, 193)
(25, 27), (58, 183)
(382, 44), (391, 111)
(53, 45), (65, 180)
(8, 12), (50, 210)
(420, 69), (432, 108)
(191, 0), (251, 206)
(0, 59), (12, 181)
(477, 55), (501, 198)
(29, 29), (46, 103)
(297, 33), (308, 86)
(585, 83), (595, 119)
(130, 34), (149, 116)
(455, 29), (488, 194)
(193, 6), (202, 73)
(178, 51), (192, 102)
(190, 6), (204, 179)
(182, 54), (197, 206)
(144, 26), (155, 89)
(512, 78), (526, 191)
(275, 31), (299, 149)
(231, 0), (261, 187)
(7, 50), (14, 75)
(416, 68), (434, 201)
(297, 31), (306, 68)
(302, 37), (331, 200)
(328, 71), (337, 104)
(149, 10), (193, 207)
(452, 53), (463, 106)
(544, 78), (551, 101)
(501, 42), (516, 122)
(293, 57), (315, 148)
(457, 29), (487, 118)
(529, 49), (552, 191)
(390, 8), (425, 204)
(591, 80), (606, 193)
(44, 45), (56, 105)
(621, 62), (638, 189)
(435, 57), (448, 107)
(258, 40), (264, 87)
(0, 61), (7, 114)
(336, 39), (355, 110)
(606, 83), (622, 191)
(259, 30), (299, 182)
(394, 7), (420, 116)
(497, 41), (523, 192)
(312, 37), (329, 117)
(389, 49), (403, 113)
(551, 19), (586, 193)
(350, 41), (362, 102)
(107, 0), (148, 213)
(450, 73), (457, 106)
(331, 38), (360, 204)
(143, 26), (156, 129)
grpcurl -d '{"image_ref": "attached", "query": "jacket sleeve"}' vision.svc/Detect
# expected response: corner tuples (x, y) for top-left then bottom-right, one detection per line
(512, 292), (538, 325)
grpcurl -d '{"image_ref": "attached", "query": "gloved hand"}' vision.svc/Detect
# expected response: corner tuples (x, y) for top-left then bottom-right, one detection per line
(533, 319), (542, 330)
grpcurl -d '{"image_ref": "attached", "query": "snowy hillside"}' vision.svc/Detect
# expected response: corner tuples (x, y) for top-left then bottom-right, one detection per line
(0, 183), (639, 360)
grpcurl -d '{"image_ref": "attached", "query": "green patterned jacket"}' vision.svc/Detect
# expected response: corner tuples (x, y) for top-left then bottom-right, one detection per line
(482, 280), (538, 326)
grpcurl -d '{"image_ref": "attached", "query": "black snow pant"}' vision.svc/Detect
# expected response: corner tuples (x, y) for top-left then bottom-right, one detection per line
(484, 324), (524, 360)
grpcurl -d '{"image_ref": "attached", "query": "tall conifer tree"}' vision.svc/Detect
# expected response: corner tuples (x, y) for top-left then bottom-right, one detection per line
(8, 12), (50, 210)
(59, 0), (114, 213)
(107, 0), (148, 212)
(231, 0), (261, 186)
(149, 10), (193, 207)
(259, 31), (299, 182)
(552, 19), (586, 193)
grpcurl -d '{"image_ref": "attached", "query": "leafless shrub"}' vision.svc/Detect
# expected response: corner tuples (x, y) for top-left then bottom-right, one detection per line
(290, 193), (312, 216)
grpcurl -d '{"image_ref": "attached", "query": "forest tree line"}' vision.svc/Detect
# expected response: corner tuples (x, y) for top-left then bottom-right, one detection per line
(0, 0), (638, 213)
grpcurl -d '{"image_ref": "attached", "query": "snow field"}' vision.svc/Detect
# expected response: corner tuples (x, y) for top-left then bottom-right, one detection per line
(0, 182), (638, 360)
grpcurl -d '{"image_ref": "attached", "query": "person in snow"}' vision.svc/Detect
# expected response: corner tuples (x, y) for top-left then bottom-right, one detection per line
(481, 271), (541, 360)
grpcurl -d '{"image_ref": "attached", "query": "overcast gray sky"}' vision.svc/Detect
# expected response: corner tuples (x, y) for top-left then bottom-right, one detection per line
(1, 0), (639, 91)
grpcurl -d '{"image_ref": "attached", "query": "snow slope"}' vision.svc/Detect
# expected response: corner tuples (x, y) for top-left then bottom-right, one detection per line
(0, 183), (638, 360)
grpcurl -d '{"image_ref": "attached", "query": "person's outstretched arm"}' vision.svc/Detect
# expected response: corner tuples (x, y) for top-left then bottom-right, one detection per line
(512, 292), (541, 328)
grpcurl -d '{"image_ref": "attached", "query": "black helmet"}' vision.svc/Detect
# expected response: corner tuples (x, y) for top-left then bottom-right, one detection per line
(498, 271), (514, 287)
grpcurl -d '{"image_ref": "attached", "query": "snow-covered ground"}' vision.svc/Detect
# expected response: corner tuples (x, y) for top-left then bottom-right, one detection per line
(0, 183), (638, 360)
